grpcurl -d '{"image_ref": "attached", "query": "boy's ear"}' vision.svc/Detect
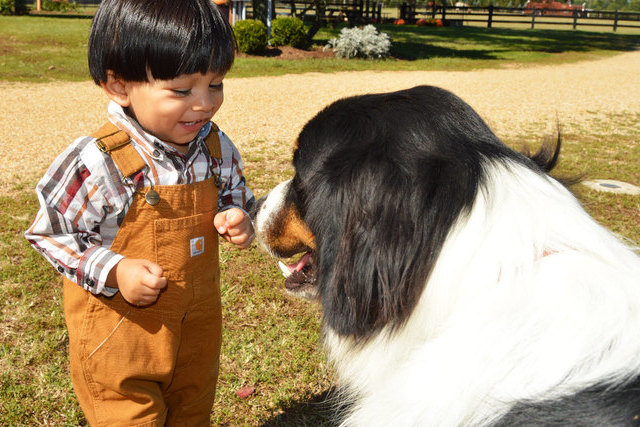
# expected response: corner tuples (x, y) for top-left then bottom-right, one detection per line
(102, 71), (131, 107)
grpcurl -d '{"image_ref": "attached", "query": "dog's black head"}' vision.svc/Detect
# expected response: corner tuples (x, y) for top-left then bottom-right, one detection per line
(255, 85), (557, 341)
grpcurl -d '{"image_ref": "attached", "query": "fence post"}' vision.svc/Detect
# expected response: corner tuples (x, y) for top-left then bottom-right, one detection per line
(432, 1), (437, 19)
(487, 4), (494, 28)
(572, 9), (578, 29)
(613, 10), (618, 31)
(377, 3), (382, 23)
(442, 4), (447, 20)
(531, 8), (536, 29)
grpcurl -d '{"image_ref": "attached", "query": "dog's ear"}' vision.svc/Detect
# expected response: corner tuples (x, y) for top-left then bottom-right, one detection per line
(309, 149), (478, 340)
(296, 85), (498, 340)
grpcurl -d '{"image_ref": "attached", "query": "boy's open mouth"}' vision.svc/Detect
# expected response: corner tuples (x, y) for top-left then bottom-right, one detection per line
(181, 119), (205, 126)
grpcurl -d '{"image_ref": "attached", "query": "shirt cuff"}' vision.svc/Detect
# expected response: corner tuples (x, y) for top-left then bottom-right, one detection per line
(76, 246), (124, 296)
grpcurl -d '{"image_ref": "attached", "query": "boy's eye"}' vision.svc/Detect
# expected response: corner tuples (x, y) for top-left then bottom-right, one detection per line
(172, 89), (191, 96)
(209, 82), (224, 91)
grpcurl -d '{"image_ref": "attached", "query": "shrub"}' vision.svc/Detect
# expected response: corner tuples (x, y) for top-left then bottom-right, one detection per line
(0, 0), (14, 15)
(270, 16), (307, 49)
(325, 25), (391, 59)
(233, 19), (268, 53)
(42, 0), (79, 12)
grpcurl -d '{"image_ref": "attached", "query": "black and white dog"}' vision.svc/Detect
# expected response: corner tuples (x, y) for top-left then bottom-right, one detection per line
(254, 86), (640, 426)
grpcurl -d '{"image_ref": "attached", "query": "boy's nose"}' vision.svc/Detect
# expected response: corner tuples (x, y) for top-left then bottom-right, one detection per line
(194, 92), (215, 111)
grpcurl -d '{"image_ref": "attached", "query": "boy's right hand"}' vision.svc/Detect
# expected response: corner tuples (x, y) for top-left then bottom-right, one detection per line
(108, 258), (168, 307)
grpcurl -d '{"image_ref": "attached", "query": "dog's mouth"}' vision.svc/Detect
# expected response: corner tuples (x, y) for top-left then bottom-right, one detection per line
(278, 252), (318, 300)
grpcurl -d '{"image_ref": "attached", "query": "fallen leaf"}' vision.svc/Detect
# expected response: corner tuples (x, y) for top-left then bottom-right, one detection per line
(235, 386), (255, 398)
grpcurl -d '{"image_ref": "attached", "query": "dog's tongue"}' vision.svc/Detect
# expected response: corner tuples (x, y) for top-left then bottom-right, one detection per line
(278, 252), (312, 277)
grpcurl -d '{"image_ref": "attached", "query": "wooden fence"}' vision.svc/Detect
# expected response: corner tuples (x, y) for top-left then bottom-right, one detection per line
(274, 0), (383, 24)
(23, 0), (640, 31)
(400, 5), (640, 31)
(272, 0), (640, 31)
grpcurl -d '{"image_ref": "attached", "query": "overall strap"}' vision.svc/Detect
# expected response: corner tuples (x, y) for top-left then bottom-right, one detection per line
(92, 122), (146, 178)
(204, 123), (222, 159)
(204, 123), (224, 189)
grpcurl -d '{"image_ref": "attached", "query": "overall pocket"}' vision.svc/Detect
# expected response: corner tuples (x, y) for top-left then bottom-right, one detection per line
(154, 210), (217, 281)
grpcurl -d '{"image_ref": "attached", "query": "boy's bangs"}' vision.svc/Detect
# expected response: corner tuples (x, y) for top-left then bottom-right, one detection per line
(145, 8), (235, 80)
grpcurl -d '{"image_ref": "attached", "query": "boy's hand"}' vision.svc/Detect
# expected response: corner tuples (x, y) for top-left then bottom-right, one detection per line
(108, 258), (168, 307)
(214, 208), (255, 249)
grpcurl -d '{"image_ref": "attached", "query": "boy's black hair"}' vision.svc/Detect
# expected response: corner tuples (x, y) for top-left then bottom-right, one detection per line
(88, 0), (235, 84)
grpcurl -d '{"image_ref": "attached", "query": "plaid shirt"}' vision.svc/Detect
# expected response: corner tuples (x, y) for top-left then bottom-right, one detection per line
(26, 101), (254, 296)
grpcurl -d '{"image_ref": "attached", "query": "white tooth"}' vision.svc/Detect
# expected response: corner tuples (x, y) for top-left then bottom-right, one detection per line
(278, 261), (292, 278)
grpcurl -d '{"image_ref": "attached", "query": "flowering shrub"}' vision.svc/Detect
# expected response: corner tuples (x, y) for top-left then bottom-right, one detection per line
(394, 18), (406, 25)
(325, 25), (391, 59)
(417, 18), (444, 26)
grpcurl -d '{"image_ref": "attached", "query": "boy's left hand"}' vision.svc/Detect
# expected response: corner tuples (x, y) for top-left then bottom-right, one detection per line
(214, 208), (254, 249)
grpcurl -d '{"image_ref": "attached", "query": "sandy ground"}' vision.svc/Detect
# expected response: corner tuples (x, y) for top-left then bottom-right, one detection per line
(1, 50), (640, 196)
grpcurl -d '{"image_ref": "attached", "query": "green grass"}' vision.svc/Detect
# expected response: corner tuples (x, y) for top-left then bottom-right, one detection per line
(1, 16), (639, 81)
(0, 16), (92, 82)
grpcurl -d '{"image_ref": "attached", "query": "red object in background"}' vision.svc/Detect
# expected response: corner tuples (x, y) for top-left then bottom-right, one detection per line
(524, 0), (584, 16)
(235, 386), (256, 398)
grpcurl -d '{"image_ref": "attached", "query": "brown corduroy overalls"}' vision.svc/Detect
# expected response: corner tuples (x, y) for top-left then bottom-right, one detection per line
(63, 123), (223, 426)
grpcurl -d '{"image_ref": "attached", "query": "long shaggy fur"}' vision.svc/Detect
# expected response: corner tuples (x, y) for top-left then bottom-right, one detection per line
(254, 86), (640, 426)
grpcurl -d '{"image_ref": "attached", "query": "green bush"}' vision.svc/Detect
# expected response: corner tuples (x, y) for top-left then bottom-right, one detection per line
(0, 0), (14, 15)
(233, 19), (268, 54)
(42, 0), (79, 12)
(270, 16), (307, 49)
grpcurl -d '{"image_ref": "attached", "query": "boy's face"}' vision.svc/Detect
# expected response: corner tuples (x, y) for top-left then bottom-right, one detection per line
(111, 71), (225, 153)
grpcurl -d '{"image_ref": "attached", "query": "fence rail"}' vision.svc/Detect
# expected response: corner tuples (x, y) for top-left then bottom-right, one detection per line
(402, 5), (640, 31)
(274, 0), (383, 24)
(273, 1), (640, 31)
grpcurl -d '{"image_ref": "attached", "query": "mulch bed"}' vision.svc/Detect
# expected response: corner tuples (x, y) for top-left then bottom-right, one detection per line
(238, 45), (336, 59)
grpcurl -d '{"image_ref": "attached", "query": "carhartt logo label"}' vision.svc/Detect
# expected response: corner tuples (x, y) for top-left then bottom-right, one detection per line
(190, 237), (204, 257)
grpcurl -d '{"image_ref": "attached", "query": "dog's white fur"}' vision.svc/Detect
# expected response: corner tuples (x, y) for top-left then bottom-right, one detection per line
(328, 161), (640, 426)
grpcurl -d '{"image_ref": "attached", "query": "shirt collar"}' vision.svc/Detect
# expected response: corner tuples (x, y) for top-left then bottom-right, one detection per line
(106, 101), (211, 156)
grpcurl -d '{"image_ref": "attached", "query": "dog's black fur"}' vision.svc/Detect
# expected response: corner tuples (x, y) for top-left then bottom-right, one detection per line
(292, 86), (554, 339)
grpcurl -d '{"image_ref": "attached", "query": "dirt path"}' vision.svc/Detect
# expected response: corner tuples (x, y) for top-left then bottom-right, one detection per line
(1, 50), (639, 195)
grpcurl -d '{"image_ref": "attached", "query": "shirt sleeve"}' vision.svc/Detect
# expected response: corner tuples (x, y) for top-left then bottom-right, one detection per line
(217, 132), (255, 213)
(24, 137), (124, 296)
